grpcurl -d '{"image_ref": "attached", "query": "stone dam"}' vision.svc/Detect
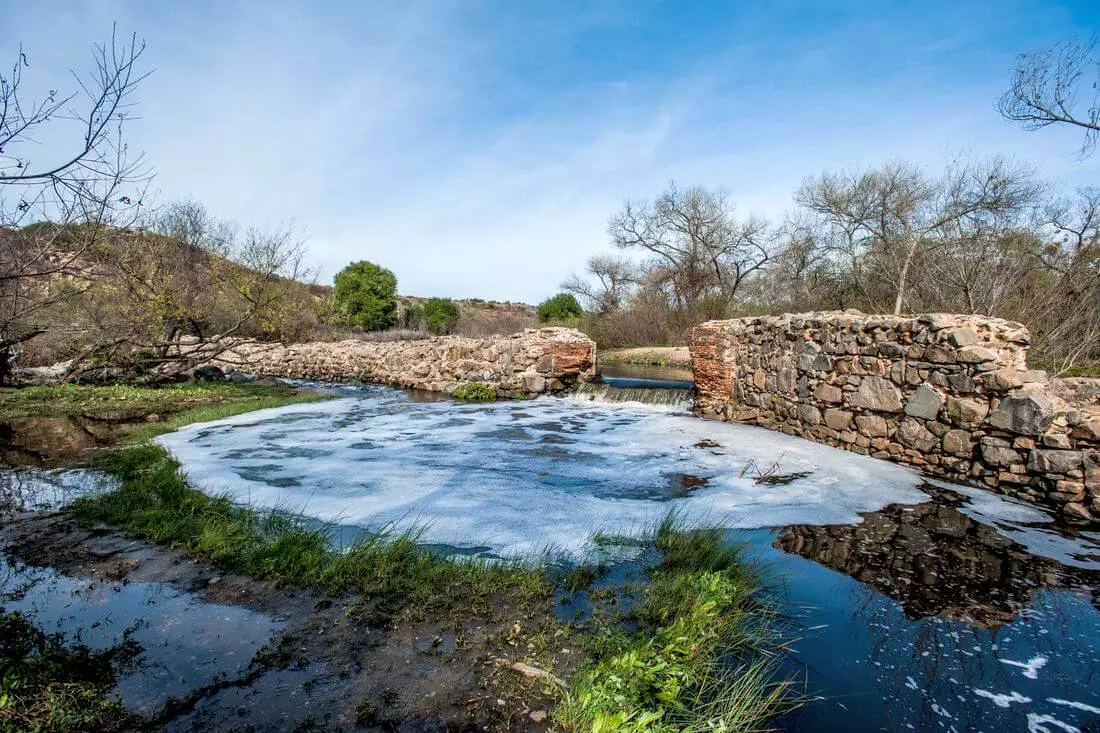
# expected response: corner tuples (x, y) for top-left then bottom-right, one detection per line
(691, 311), (1100, 523)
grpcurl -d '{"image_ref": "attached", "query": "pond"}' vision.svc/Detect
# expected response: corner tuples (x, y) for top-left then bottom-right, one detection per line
(3, 383), (1099, 730)
(147, 384), (1100, 730)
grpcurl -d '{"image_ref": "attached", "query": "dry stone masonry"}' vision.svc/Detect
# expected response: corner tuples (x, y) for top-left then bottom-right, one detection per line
(691, 311), (1100, 524)
(207, 328), (596, 398)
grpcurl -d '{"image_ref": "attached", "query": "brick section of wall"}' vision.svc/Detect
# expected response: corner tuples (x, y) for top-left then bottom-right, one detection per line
(205, 327), (597, 398)
(691, 311), (1100, 524)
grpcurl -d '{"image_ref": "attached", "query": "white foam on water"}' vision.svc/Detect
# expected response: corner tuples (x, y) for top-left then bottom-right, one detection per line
(1047, 699), (1100, 715)
(155, 388), (1096, 563)
(1027, 713), (1081, 733)
(1000, 656), (1048, 680)
(923, 481), (1100, 571)
(974, 689), (1032, 708)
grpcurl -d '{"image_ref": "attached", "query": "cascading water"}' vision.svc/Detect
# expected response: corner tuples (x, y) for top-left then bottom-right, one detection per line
(572, 375), (694, 410)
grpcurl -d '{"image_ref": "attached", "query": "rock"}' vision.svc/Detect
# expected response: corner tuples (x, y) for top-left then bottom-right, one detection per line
(824, 408), (853, 431)
(942, 429), (972, 456)
(1063, 502), (1094, 523)
(815, 383), (843, 404)
(523, 374), (547, 393)
(987, 394), (1056, 435)
(904, 385), (944, 420)
(946, 397), (989, 427)
(191, 365), (226, 382)
(980, 441), (1019, 467)
(1027, 449), (1083, 474)
(948, 327), (980, 347)
(982, 369), (1024, 391)
(849, 376), (903, 413)
(955, 345), (997, 363)
(898, 418), (937, 451)
(529, 711), (548, 724)
(855, 414), (889, 437)
(798, 404), (822, 425)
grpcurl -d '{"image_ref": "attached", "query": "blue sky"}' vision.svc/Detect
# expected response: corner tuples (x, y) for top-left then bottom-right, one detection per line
(4, 1), (1099, 302)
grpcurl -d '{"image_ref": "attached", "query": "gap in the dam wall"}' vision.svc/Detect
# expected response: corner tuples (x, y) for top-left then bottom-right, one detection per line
(690, 311), (1100, 524)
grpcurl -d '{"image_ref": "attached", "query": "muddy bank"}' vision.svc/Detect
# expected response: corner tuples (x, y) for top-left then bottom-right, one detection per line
(1, 512), (573, 731)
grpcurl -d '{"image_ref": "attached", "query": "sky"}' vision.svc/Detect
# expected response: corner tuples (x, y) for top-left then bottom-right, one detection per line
(4, 1), (1099, 302)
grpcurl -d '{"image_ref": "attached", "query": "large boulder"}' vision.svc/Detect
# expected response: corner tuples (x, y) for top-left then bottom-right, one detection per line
(987, 394), (1056, 436)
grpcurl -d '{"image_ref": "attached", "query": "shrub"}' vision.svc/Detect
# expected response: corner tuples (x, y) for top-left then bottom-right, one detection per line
(423, 297), (460, 335)
(537, 292), (583, 323)
(451, 382), (496, 401)
(400, 302), (425, 331)
(333, 261), (398, 331)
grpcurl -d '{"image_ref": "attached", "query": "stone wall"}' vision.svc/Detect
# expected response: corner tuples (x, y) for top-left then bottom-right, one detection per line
(205, 327), (596, 398)
(691, 312), (1100, 524)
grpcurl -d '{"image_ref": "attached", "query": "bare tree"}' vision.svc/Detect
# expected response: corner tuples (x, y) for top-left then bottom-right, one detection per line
(562, 254), (637, 313)
(67, 201), (317, 380)
(999, 38), (1100, 157)
(0, 27), (149, 382)
(796, 159), (1034, 315)
(609, 182), (774, 310)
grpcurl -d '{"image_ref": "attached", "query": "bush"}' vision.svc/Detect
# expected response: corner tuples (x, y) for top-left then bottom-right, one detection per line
(333, 261), (398, 331)
(400, 302), (425, 331)
(423, 297), (460, 335)
(537, 292), (584, 322)
(451, 382), (496, 401)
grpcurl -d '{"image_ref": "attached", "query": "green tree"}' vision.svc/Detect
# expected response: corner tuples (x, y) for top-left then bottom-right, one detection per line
(333, 261), (398, 331)
(537, 292), (584, 322)
(423, 297), (460, 335)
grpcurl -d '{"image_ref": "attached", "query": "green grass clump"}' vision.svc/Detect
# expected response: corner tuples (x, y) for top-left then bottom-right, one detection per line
(451, 382), (497, 401)
(556, 512), (790, 732)
(0, 611), (138, 732)
(70, 444), (549, 616)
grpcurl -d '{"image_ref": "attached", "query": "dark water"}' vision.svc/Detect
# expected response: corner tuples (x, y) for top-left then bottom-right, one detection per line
(598, 361), (695, 384)
(0, 556), (285, 718)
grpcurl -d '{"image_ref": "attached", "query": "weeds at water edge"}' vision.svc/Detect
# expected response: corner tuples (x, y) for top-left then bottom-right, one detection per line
(69, 444), (550, 619)
(555, 510), (795, 732)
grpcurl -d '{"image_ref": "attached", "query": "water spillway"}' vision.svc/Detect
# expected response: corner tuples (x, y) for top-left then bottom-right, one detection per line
(573, 375), (694, 410)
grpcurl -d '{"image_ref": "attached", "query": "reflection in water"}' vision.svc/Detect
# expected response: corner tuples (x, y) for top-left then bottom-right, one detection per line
(0, 417), (139, 468)
(775, 486), (1099, 628)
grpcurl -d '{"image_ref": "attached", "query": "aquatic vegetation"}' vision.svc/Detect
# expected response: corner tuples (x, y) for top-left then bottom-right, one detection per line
(556, 513), (791, 732)
(70, 444), (550, 616)
(0, 611), (139, 733)
(450, 382), (497, 401)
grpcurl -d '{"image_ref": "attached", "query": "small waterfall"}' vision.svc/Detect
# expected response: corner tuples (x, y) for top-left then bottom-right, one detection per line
(572, 376), (694, 410)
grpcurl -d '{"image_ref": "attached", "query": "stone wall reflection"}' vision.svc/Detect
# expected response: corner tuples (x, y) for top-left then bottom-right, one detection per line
(775, 489), (1098, 627)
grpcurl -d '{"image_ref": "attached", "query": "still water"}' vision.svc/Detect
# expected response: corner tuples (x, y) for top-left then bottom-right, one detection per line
(150, 384), (1100, 731)
(3, 383), (1098, 730)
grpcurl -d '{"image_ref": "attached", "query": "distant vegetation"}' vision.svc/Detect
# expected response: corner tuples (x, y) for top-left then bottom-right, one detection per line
(333, 261), (399, 332)
(423, 297), (460, 335)
(537, 292), (584, 323)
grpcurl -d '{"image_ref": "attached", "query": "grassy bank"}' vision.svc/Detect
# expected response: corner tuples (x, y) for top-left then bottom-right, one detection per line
(70, 444), (550, 617)
(0, 382), (325, 425)
(600, 347), (692, 370)
(556, 516), (789, 731)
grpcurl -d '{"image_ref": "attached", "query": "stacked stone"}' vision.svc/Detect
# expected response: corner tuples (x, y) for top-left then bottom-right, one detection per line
(207, 327), (596, 398)
(691, 311), (1100, 524)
